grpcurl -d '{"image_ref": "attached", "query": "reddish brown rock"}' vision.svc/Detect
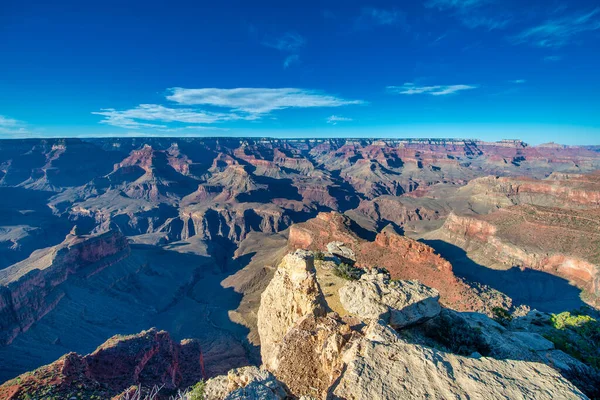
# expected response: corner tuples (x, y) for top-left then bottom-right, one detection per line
(288, 212), (500, 312)
(0, 328), (204, 400)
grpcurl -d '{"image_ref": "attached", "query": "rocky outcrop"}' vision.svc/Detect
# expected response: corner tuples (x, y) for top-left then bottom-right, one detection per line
(179, 203), (294, 244)
(332, 320), (584, 400)
(0, 230), (130, 345)
(288, 212), (508, 314)
(273, 313), (354, 398)
(459, 173), (600, 209)
(0, 328), (204, 400)
(326, 241), (356, 263)
(339, 269), (441, 328)
(351, 195), (444, 231)
(203, 366), (287, 400)
(431, 206), (600, 305)
(256, 250), (326, 370)
(251, 249), (587, 400)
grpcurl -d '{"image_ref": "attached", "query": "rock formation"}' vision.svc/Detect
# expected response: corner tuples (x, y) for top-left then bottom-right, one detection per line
(256, 249), (326, 370)
(0, 328), (204, 400)
(0, 230), (130, 345)
(250, 249), (587, 399)
(333, 320), (583, 400)
(326, 241), (356, 263)
(288, 212), (510, 314)
(429, 206), (600, 306)
(2, 138), (600, 393)
(203, 366), (287, 400)
(339, 269), (441, 328)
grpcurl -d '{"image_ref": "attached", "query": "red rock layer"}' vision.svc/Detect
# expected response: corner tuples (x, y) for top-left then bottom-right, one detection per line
(0, 328), (204, 400)
(288, 212), (489, 311)
(439, 207), (600, 304)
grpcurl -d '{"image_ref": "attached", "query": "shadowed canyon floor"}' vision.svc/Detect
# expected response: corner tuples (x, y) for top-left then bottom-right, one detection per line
(1, 138), (600, 392)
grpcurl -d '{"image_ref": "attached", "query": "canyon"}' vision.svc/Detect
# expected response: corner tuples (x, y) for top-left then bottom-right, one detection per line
(0, 137), (599, 397)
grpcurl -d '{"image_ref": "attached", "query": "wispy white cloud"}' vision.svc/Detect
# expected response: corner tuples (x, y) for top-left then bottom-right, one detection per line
(426, 0), (493, 10)
(262, 32), (306, 52)
(92, 104), (249, 130)
(355, 7), (408, 30)
(460, 15), (512, 30)
(0, 115), (29, 136)
(327, 115), (353, 125)
(284, 54), (300, 69)
(509, 79), (526, 84)
(262, 32), (305, 68)
(543, 55), (563, 62)
(0, 115), (20, 128)
(94, 89), (364, 130)
(167, 88), (364, 115)
(426, 0), (511, 31)
(514, 8), (600, 47)
(362, 8), (403, 26)
(387, 83), (477, 96)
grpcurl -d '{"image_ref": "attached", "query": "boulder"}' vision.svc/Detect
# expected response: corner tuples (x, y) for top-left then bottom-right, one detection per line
(339, 269), (441, 328)
(273, 313), (355, 399)
(203, 366), (287, 400)
(257, 250), (326, 371)
(332, 321), (586, 400)
(326, 241), (356, 263)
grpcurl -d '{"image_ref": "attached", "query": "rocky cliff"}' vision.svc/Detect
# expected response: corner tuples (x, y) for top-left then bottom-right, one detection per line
(202, 249), (587, 399)
(0, 230), (130, 345)
(431, 207), (600, 306)
(459, 173), (600, 209)
(288, 212), (510, 313)
(256, 250), (327, 371)
(0, 328), (203, 400)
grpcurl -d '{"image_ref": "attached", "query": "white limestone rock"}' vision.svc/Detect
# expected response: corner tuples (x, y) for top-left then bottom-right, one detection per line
(339, 269), (441, 328)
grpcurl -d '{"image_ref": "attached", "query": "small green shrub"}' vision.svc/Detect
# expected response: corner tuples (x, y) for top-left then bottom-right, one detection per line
(543, 311), (600, 371)
(187, 380), (206, 400)
(551, 311), (595, 330)
(333, 262), (363, 281)
(491, 307), (512, 326)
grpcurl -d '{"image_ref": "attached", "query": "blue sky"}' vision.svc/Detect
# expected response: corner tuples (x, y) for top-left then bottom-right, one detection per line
(1, 0), (599, 144)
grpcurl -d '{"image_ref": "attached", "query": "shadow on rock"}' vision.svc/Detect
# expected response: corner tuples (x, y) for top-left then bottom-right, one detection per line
(421, 239), (587, 313)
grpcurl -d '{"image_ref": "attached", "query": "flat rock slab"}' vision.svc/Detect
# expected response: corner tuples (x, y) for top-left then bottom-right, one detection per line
(326, 241), (357, 263)
(333, 321), (586, 400)
(339, 269), (441, 328)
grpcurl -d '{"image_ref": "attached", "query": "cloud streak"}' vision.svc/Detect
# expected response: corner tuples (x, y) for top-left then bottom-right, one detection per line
(284, 54), (300, 69)
(262, 32), (305, 52)
(387, 83), (477, 96)
(426, 0), (511, 31)
(0, 115), (29, 136)
(167, 88), (364, 114)
(94, 88), (364, 130)
(514, 8), (600, 47)
(327, 115), (353, 125)
(355, 7), (408, 30)
(92, 104), (250, 130)
(426, 0), (493, 10)
(262, 32), (305, 68)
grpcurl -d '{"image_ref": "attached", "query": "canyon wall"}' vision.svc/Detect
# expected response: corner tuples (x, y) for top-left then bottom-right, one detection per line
(0, 231), (130, 345)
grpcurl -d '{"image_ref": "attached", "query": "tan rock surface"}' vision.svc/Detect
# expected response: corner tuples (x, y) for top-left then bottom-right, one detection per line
(203, 366), (287, 400)
(333, 321), (586, 400)
(257, 250), (326, 370)
(339, 269), (441, 328)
